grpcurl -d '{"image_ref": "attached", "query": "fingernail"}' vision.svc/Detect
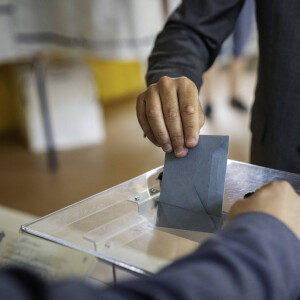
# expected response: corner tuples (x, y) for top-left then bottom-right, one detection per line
(162, 144), (172, 152)
(186, 136), (196, 147)
(175, 146), (187, 157)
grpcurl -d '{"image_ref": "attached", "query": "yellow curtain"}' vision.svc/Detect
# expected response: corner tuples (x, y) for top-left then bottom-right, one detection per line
(87, 59), (144, 103)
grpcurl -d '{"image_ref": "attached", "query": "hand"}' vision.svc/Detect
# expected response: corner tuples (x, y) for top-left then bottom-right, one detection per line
(136, 76), (204, 158)
(229, 181), (300, 239)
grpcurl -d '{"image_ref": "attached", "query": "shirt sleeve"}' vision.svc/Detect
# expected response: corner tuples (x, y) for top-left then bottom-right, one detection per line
(1, 212), (300, 300)
(146, 0), (246, 89)
(101, 212), (300, 300)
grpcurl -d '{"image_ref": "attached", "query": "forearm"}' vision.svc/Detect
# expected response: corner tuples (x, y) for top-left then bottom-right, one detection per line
(1, 213), (300, 299)
(147, 0), (245, 88)
(104, 213), (300, 300)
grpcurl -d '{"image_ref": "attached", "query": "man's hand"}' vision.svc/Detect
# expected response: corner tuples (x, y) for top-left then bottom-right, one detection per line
(229, 181), (300, 239)
(136, 76), (204, 158)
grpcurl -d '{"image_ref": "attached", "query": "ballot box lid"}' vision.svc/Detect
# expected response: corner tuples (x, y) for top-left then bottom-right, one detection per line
(21, 160), (300, 279)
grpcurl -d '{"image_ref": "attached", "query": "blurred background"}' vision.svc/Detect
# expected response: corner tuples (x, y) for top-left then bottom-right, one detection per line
(0, 0), (257, 217)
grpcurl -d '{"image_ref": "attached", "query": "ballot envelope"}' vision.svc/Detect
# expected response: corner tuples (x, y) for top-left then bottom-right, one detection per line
(21, 160), (300, 284)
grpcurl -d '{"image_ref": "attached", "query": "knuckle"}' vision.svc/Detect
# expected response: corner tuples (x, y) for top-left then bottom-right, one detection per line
(165, 108), (178, 121)
(156, 130), (169, 143)
(178, 77), (195, 90)
(276, 180), (291, 190)
(170, 132), (184, 144)
(181, 104), (196, 115)
(147, 83), (158, 96)
(280, 180), (290, 187)
(159, 76), (173, 88)
(147, 108), (159, 121)
(178, 76), (190, 86)
(185, 123), (197, 131)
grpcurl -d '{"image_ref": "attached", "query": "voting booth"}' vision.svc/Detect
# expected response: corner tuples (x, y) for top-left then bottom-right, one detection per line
(21, 159), (300, 284)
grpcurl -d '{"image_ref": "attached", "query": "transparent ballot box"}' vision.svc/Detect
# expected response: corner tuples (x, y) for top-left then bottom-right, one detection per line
(21, 160), (300, 284)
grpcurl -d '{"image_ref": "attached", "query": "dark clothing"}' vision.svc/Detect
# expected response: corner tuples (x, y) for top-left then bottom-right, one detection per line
(146, 0), (300, 174)
(1, 213), (300, 299)
(228, 0), (255, 57)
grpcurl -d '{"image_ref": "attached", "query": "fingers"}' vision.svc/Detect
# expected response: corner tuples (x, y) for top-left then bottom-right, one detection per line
(228, 182), (275, 221)
(228, 181), (300, 239)
(177, 78), (204, 148)
(228, 199), (243, 222)
(136, 92), (159, 146)
(228, 181), (299, 222)
(145, 84), (173, 152)
(136, 76), (203, 158)
(159, 77), (187, 157)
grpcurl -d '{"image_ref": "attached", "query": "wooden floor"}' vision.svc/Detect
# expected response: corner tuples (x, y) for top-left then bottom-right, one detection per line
(0, 68), (256, 217)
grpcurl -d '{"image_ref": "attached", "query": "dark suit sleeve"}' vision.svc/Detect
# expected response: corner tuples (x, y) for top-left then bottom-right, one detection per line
(101, 212), (300, 300)
(1, 213), (300, 300)
(146, 0), (245, 89)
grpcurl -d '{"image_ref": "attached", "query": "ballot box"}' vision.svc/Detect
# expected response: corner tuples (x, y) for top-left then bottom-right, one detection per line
(21, 160), (300, 284)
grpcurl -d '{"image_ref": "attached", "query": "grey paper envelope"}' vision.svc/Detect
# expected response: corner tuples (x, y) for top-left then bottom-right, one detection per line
(159, 135), (229, 218)
(156, 202), (224, 234)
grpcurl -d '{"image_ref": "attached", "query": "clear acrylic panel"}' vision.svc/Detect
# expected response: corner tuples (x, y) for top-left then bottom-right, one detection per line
(21, 160), (300, 277)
